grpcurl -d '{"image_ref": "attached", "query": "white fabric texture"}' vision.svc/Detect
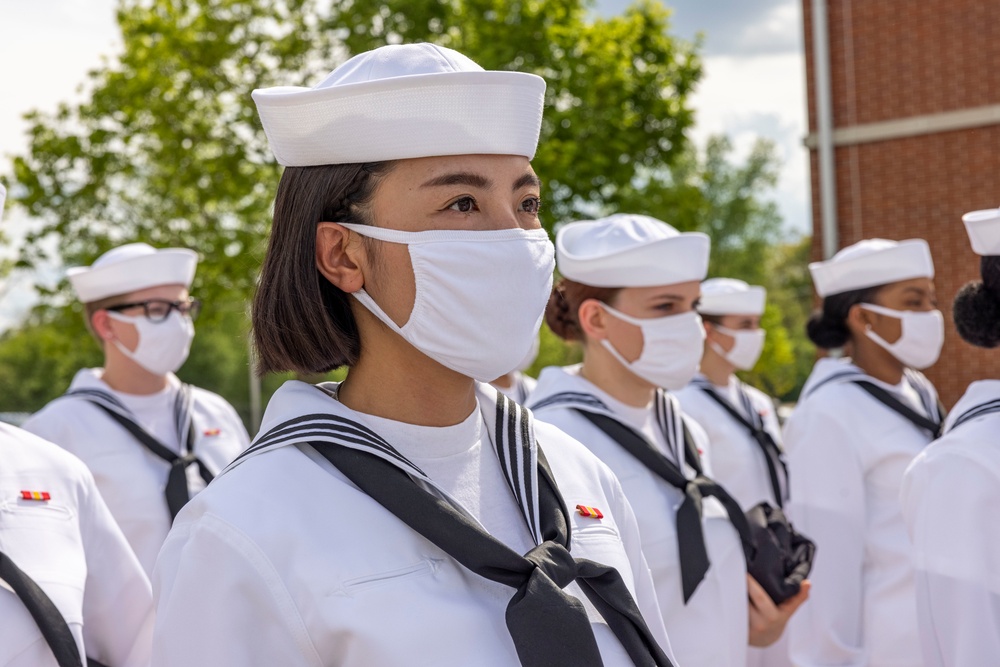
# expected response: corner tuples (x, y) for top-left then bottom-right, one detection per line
(808, 238), (934, 297)
(783, 357), (937, 667)
(150, 380), (672, 666)
(962, 208), (1000, 255)
(861, 304), (945, 370)
(22, 368), (249, 576)
(67, 243), (197, 303)
(252, 43), (546, 166)
(901, 379), (1000, 667)
(600, 307), (705, 391)
(697, 278), (766, 315)
(675, 375), (784, 510)
(555, 213), (710, 287)
(529, 365), (749, 667)
(105, 310), (195, 376)
(341, 224), (555, 381)
(0, 423), (153, 667)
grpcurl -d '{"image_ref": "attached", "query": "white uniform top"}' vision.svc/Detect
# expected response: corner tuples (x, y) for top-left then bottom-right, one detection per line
(23, 368), (249, 575)
(529, 365), (749, 667)
(675, 374), (784, 510)
(0, 423), (153, 667)
(784, 357), (938, 667)
(151, 380), (673, 666)
(901, 379), (1000, 667)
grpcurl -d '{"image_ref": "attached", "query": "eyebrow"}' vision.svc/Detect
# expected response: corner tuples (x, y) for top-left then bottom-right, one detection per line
(650, 294), (685, 303)
(513, 172), (541, 192)
(421, 172), (493, 189)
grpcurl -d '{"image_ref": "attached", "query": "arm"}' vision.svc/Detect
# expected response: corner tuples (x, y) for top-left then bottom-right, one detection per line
(151, 513), (322, 667)
(784, 406), (868, 667)
(78, 469), (154, 667)
(902, 449), (1000, 667)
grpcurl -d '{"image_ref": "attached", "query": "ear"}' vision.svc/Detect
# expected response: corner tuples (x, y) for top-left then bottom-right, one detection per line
(845, 303), (873, 336)
(577, 299), (610, 341)
(90, 310), (116, 343)
(316, 222), (367, 293)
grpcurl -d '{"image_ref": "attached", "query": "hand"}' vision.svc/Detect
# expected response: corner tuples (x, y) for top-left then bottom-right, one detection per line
(747, 575), (811, 647)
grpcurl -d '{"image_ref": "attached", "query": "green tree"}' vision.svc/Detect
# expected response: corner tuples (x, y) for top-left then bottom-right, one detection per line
(4, 0), (704, 417)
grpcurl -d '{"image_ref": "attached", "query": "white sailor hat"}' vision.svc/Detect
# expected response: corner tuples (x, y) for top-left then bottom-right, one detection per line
(0, 183), (5, 223)
(67, 243), (198, 303)
(962, 208), (1000, 256)
(252, 43), (546, 167)
(556, 213), (710, 288)
(698, 278), (766, 316)
(809, 238), (934, 298)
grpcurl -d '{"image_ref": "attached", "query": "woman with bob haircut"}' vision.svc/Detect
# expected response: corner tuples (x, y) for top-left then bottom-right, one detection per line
(151, 44), (675, 667)
(784, 238), (944, 667)
(901, 208), (1000, 666)
(527, 214), (809, 667)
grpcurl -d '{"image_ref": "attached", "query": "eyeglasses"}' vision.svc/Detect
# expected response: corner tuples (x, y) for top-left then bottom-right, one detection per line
(106, 298), (202, 323)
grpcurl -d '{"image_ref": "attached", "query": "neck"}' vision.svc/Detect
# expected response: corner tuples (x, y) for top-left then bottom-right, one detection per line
(339, 314), (477, 427)
(490, 372), (515, 389)
(579, 341), (655, 408)
(101, 352), (170, 395)
(850, 337), (905, 385)
(699, 346), (735, 387)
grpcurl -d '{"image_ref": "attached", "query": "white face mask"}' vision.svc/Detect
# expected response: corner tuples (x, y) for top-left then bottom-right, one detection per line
(340, 223), (555, 381)
(600, 305), (705, 390)
(709, 324), (766, 371)
(861, 303), (944, 369)
(106, 310), (195, 375)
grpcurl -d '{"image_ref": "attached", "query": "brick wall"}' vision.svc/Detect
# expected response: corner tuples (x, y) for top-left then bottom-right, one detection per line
(803, 0), (1000, 406)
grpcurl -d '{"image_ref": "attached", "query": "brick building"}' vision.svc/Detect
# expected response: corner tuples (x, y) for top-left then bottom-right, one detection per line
(802, 0), (1000, 406)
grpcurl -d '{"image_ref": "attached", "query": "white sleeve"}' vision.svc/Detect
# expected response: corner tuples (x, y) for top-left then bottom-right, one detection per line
(902, 450), (1000, 667)
(609, 472), (676, 663)
(78, 469), (155, 667)
(151, 514), (322, 667)
(785, 406), (867, 667)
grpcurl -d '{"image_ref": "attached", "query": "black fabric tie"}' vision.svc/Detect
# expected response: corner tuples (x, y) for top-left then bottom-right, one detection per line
(86, 404), (213, 520)
(575, 410), (755, 603)
(696, 385), (788, 508)
(313, 443), (674, 667)
(851, 380), (943, 438)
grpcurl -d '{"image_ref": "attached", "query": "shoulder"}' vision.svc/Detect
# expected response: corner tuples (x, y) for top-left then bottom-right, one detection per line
(0, 423), (96, 502)
(21, 393), (99, 436)
(189, 385), (242, 419)
(533, 420), (625, 497)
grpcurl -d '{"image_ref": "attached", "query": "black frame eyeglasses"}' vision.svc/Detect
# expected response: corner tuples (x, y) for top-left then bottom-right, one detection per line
(105, 298), (202, 323)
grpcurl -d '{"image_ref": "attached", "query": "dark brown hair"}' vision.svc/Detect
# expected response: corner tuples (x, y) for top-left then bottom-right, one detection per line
(252, 161), (392, 375)
(545, 278), (622, 342)
(954, 256), (1000, 348)
(805, 283), (885, 349)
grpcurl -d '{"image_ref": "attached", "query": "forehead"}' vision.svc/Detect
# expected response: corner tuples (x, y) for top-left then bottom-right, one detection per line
(121, 283), (188, 302)
(882, 276), (935, 295)
(621, 281), (701, 300)
(380, 154), (535, 188)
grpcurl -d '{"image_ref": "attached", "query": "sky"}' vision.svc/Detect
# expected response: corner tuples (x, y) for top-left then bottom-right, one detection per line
(0, 0), (810, 329)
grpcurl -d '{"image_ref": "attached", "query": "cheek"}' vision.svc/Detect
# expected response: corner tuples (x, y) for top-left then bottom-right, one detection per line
(110, 321), (140, 351)
(874, 316), (903, 344)
(607, 318), (645, 363)
(365, 243), (416, 327)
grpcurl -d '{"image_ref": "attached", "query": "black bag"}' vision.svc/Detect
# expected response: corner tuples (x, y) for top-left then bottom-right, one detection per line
(744, 501), (815, 604)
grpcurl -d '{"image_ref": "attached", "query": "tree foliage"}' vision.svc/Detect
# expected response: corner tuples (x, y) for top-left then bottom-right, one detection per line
(2, 0), (811, 418)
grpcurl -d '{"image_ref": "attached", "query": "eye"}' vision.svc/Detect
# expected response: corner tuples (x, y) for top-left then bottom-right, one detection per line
(654, 302), (675, 313)
(448, 196), (478, 213)
(520, 197), (542, 214)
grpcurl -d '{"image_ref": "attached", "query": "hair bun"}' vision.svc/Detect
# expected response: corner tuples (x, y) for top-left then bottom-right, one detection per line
(806, 309), (850, 349)
(954, 280), (1000, 348)
(545, 283), (580, 342)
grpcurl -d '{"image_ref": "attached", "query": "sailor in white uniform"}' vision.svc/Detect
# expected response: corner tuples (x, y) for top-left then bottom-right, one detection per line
(785, 238), (945, 667)
(674, 277), (796, 667)
(0, 185), (153, 667)
(528, 214), (808, 667)
(900, 207), (1000, 667)
(151, 44), (674, 666)
(23, 244), (249, 576)
(675, 278), (787, 511)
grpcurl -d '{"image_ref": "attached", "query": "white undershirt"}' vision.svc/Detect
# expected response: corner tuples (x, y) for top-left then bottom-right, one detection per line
(358, 404), (535, 559)
(100, 372), (182, 452)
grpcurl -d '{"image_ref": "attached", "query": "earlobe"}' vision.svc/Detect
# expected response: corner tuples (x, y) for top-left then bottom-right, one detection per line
(316, 222), (367, 293)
